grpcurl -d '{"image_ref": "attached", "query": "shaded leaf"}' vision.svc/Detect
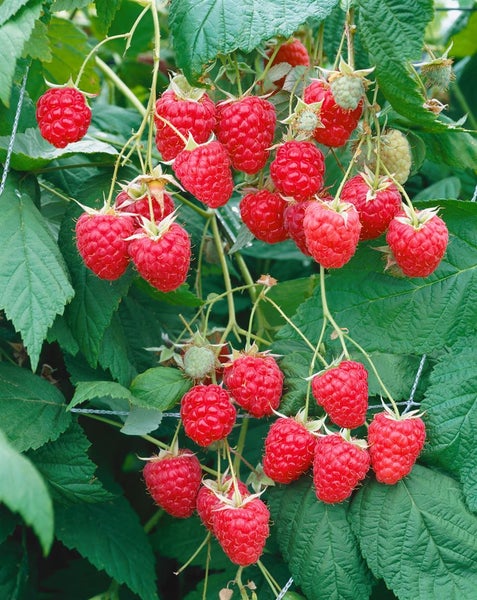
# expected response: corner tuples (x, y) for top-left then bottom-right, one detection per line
(350, 465), (477, 599)
(0, 363), (71, 452)
(120, 406), (163, 436)
(55, 496), (158, 600)
(0, 429), (53, 554)
(0, 540), (30, 599)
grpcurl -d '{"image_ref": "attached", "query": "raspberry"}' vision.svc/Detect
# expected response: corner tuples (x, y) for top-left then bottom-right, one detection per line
(340, 173), (402, 240)
(183, 346), (217, 380)
(270, 140), (325, 201)
(268, 38), (310, 88)
(386, 206), (448, 278)
(128, 220), (191, 292)
(196, 477), (249, 531)
(311, 361), (368, 429)
(367, 411), (426, 484)
(239, 190), (288, 244)
(75, 209), (135, 280)
(154, 76), (216, 161)
(304, 80), (362, 147)
(180, 384), (237, 447)
(213, 496), (270, 566)
(215, 96), (276, 174)
(143, 450), (202, 518)
(313, 434), (370, 503)
(330, 74), (366, 111)
(284, 200), (312, 255)
(116, 182), (175, 225)
(361, 129), (412, 184)
(173, 140), (234, 208)
(36, 86), (92, 148)
(223, 351), (284, 418)
(303, 198), (361, 268)
(420, 57), (454, 91)
(262, 416), (317, 484)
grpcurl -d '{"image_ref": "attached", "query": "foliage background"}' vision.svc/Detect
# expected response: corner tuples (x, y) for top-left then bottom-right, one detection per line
(0, 0), (476, 599)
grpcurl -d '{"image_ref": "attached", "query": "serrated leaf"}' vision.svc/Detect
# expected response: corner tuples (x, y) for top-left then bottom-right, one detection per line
(52, 0), (90, 11)
(55, 496), (158, 600)
(421, 336), (477, 511)
(130, 367), (192, 411)
(349, 465), (477, 599)
(357, 0), (447, 131)
(0, 363), (71, 452)
(22, 18), (51, 61)
(169, 0), (338, 84)
(0, 428), (53, 554)
(267, 477), (372, 600)
(68, 380), (136, 410)
(417, 127), (477, 169)
(0, 0), (42, 106)
(120, 406), (163, 436)
(27, 421), (114, 504)
(0, 175), (74, 370)
(94, 0), (121, 35)
(277, 200), (477, 356)
(42, 17), (99, 93)
(98, 313), (137, 386)
(134, 280), (203, 307)
(261, 276), (319, 328)
(0, 128), (118, 171)
(413, 176), (461, 201)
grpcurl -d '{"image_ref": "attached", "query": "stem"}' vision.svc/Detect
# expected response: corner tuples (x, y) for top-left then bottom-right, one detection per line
(235, 567), (250, 600)
(257, 560), (281, 595)
(451, 80), (477, 130)
(75, 33), (131, 89)
(146, 2), (162, 172)
(95, 57), (146, 116)
(174, 532), (211, 575)
(345, 8), (356, 70)
(344, 334), (400, 416)
(232, 416), (250, 476)
(143, 510), (163, 534)
(262, 295), (316, 353)
(320, 266), (349, 358)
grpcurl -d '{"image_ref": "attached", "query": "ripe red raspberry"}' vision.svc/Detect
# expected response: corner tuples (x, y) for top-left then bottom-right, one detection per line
(173, 140), (234, 208)
(270, 140), (325, 201)
(304, 80), (362, 147)
(75, 209), (135, 280)
(128, 220), (191, 292)
(154, 79), (216, 161)
(386, 207), (448, 277)
(116, 184), (175, 225)
(196, 477), (249, 531)
(36, 86), (92, 148)
(313, 434), (370, 503)
(368, 411), (426, 484)
(213, 496), (270, 566)
(215, 96), (276, 174)
(268, 38), (310, 88)
(143, 449), (202, 518)
(223, 351), (284, 418)
(311, 361), (368, 429)
(239, 190), (288, 244)
(340, 173), (402, 240)
(284, 200), (312, 255)
(262, 417), (317, 484)
(180, 384), (237, 447)
(303, 198), (361, 268)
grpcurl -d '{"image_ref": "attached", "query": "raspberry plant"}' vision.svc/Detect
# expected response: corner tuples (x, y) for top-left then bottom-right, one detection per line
(1, 1), (477, 599)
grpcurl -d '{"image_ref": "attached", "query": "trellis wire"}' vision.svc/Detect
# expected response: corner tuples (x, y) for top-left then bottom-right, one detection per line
(0, 65), (30, 197)
(276, 576), (294, 600)
(402, 354), (427, 414)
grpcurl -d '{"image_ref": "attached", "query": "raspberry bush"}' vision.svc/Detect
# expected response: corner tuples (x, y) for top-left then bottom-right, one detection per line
(1, 1), (477, 599)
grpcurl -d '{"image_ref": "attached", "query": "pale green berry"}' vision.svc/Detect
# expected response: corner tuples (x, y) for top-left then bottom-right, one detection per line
(183, 346), (216, 379)
(330, 75), (365, 110)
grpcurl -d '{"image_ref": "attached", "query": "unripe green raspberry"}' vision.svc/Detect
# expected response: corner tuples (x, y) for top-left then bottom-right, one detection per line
(183, 346), (216, 379)
(359, 129), (412, 184)
(330, 75), (365, 110)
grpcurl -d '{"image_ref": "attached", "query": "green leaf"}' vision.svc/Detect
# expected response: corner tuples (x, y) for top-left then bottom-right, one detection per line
(413, 176), (461, 201)
(27, 421), (114, 504)
(120, 406), (163, 436)
(55, 496), (158, 600)
(0, 363), (71, 452)
(349, 465), (477, 599)
(130, 367), (192, 411)
(169, 0), (338, 84)
(417, 127), (477, 169)
(278, 200), (477, 356)
(357, 0), (447, 131)
(52, 0), (90, 11)
(68, 380), (136, 410)
(0, 0), (43, 106)
(60, 205), (134, 368)
(261, 276), (319, 328)
(0, 128), (118, 171)
(22, 18), (51, 61)
(0, 540), (30, 599)
(98, 313), (137, 386)
(0, 506), (19, 546)
(421, 336), (477, 510)
(0, 428), (53, 554)
(94, 0), (121, 35)
(42, 17), (99, 93)
(0, 175), (74, 370)
(267, 477), (372, 600)
(450, 10), (477, 57)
